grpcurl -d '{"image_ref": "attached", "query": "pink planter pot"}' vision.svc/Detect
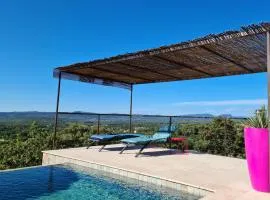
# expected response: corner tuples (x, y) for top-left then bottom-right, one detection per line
(244, 127), (270, 192)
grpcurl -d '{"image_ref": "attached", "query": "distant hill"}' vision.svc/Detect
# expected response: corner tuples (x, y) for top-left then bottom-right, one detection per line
(218, 114), (233, 118)
(0, 112), (245, 125)
(184, 113), (214, 118)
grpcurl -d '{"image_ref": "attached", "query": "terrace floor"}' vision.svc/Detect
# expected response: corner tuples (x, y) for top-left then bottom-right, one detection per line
(42, 144), (270, 200)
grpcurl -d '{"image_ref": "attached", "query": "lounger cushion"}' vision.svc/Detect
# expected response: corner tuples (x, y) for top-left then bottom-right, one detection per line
(90, 133), (141, 142)
(90, 134), (117, 141)
(121, 135), (152, 144)
(152, 132), (170, 141)
(121, 132), (170, 144)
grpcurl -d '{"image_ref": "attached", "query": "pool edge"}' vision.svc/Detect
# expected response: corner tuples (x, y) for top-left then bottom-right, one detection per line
(42, 151), (214, 198)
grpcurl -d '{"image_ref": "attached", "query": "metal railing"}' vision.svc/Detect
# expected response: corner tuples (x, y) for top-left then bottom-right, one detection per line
(50, 111), (248, 150)
(56, 111), (247, 134)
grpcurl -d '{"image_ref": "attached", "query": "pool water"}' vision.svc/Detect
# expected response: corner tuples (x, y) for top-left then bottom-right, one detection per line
(0, 164), (201, 200)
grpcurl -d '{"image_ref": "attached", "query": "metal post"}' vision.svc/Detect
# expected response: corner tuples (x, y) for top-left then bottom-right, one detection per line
(97, 114), (100, 134)
(169, 116), (172, 131)
(267, 31), (270, 184)
(129, 85), (133, 133)
(169, 116), (172, 149)
(53, 72), (62, 149)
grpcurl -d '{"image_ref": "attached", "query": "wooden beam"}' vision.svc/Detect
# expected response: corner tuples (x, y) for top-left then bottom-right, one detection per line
(152, 55), (213, 76)
(86, 65), (153, 82)
(64, 71), (132, 85)
(201, 46), (255, 73)
(119, 62), (181, 79)
(56, 23), (269, 73)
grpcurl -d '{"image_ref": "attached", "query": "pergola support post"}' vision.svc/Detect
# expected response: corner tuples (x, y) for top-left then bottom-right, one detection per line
(129, 84), (133, 133)
(97, 114), (101, 134)
(267, 31), (270, 185)
(53, 72), (62, 149)
(169, 116), (172, 149)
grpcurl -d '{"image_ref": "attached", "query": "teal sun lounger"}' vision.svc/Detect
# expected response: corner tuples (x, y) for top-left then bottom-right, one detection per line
(120, 125), (176, 157)
(87, 133), (141, 151)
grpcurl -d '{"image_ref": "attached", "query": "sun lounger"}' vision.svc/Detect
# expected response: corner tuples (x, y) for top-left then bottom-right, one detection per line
(87, 133), (141, 151)
(120, 126), (176, 157)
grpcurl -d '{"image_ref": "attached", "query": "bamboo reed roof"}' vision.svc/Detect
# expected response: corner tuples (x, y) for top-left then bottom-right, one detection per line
(54, 22), (270, 90)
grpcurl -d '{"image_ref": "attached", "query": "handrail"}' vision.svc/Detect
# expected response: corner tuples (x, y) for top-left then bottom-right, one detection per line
(58, 111), (247, 120)
(54, 111), (247, 140)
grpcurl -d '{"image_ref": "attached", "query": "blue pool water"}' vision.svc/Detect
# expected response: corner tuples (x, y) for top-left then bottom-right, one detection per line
(0, 164), (201, 200)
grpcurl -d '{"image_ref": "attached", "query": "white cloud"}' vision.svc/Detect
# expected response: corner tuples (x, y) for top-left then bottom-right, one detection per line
(172, 99), (267, 106)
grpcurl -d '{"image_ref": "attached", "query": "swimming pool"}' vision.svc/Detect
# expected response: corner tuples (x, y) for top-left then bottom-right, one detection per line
(0, 164), (202, 200)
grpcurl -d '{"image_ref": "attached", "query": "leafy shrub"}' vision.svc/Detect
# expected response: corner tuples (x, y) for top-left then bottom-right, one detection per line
(175, 118), (245, 158)
(243, 106), (269, 128)
(0, 118), (246, 170)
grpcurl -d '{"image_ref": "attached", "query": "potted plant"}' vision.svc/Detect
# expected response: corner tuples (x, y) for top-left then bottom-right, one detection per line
(243, 106), (270, 192)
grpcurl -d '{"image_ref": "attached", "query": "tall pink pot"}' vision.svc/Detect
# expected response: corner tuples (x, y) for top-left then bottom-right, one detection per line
(244, 127), (270, 192)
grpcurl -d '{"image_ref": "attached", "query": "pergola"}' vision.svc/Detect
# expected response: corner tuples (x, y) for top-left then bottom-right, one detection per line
(53, 22), (270, 155)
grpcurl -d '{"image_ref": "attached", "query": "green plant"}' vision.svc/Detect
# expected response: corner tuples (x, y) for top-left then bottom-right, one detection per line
(243, 106), (269, 128)
(0, 117), (248, 170)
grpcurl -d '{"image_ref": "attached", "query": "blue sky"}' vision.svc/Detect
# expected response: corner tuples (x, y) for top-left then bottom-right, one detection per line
(0, 0), (269, 116)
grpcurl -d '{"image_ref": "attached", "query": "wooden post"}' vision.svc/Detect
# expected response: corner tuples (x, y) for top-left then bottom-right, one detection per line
(129, 85), (133, 133)
(267, 31), (270, 185)
(53, 72), (62, 149)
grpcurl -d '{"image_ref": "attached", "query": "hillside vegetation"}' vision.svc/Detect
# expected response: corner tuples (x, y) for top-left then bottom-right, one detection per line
(0, 118), (245, 170)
